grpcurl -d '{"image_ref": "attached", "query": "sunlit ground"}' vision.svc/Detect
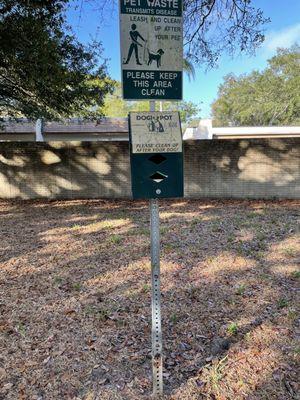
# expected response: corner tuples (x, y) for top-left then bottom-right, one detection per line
(0, 199), (299, 400)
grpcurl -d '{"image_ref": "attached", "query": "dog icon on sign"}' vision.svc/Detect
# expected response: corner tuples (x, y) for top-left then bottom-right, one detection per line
(147, 48), (165, 68)
(148, 120), (165, 133)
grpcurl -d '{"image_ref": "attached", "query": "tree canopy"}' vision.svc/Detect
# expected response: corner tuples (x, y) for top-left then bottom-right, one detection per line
(0, 0), (113, 119)
(211, 45), (300, 127)
(81, 0), (269, 67)
(184, 0), (269, 66)
(0, 1), (270, 119)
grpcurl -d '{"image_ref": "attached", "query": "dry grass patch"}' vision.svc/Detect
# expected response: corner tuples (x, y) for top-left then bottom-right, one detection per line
(0, 199), (299, 400)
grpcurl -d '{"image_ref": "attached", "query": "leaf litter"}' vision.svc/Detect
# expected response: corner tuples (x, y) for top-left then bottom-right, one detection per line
(0, 199), (299, 400)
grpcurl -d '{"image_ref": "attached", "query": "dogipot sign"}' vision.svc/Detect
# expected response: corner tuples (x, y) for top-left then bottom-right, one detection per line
(129, 111), (184, 199)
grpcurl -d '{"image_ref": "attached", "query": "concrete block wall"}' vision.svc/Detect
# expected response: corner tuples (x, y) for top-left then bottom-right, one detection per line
(0, 139), (299, 199)
(184, 139), (300, 199)
(0, 142), (131, 199)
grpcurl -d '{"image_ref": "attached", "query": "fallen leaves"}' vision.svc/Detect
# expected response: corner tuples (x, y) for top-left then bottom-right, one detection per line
(0, 368), (6, 381)
(0, 199), (299, 399)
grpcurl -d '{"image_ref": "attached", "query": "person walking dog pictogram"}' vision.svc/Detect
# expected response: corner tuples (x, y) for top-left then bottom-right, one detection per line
(123, 24), (145, 65)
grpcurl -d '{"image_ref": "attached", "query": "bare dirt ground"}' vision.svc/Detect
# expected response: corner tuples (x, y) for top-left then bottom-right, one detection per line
(0, 199), (299, 400)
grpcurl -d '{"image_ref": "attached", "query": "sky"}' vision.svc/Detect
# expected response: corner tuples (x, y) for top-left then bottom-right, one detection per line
(67, 0), (300, 118)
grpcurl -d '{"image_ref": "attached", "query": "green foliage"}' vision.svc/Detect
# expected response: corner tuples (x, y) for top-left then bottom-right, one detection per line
(0, 0), (269, 118)
(212, 45), (300, 126)
(235, 284), (246, 296)
(84, 0), (269, 68)
(170, 313), (179, 324)
(227, 322), (238, 335)
(16, 322), (26, 338)
(277, 298), (289, 309)
(102, 82), (201, 124)
(84, 305), (110, 321)
(183, 58), (196, 81)
(72, 282), (82, 291)
(184, 0), (269, 67)
(0, 1), (113, 119)
(281, 246), (298, 258)
(208, 356), (228, 392)
(291, 271), (300, 279)
(287, 309), (297, 322)
(53, 276), (64, 285)
(141, 283), (150, 293)
(109, 234), (122, 244)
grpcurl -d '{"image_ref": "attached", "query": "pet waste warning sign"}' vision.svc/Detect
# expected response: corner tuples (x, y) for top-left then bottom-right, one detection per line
(120, 0), (183, 101)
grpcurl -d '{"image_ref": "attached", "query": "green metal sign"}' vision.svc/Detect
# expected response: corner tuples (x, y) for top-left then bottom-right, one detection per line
(129, 111), (184, 199)
(120, 0), (183, 100)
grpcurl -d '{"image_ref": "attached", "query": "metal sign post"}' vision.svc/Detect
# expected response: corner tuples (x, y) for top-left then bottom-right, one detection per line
(149, 100), (163, 396)
(120, 1), (184, 395)
(150, 197), (163, 395)
(128, 100), (183, 396)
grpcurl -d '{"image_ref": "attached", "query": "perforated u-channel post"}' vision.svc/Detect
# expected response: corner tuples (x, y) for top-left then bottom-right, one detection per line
(149, 100), (163, 396)
(150, 198), (163, 396)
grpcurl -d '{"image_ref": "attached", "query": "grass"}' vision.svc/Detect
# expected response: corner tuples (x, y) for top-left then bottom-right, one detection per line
(160, 227), (168, 235)
(211, 221), (222, 232)
(227, 322), (238, 336)
(291, 271), (300, 279)
(1, 199), (299, 400)
(236, 239), (268, 257)
(259, 272), (272, 280)
(163, 243), (178, 253)
(209, 356), (228, 393)
(16, 323), (26, 338)
(255, 251), (265, 260)
(141, 283), (150, 293)
(109, 234), (122, 244)
(170, 313), (179, 324)
(135, 227), (149, 236)
(84, 305), (110, 322)
(187, 285), (199, 300)
(191, 217), (202, 227)
(72, 282), (82, 291)
(287, 309), (297, 322)
(281, 247), (298, 257)
(256, 231), (267, 241)
(277, 298), (289, 309)
(53, 276), (63, 285)
(245, 332), (252, 342)
(227, 234), (235, 244)
(235, 284), (246, 295)
(246, 211), (259, 219)
(72, 224), (82, 230)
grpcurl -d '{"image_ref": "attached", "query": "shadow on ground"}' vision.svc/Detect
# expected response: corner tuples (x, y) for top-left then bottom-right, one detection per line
(0, 199), (299, 400)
